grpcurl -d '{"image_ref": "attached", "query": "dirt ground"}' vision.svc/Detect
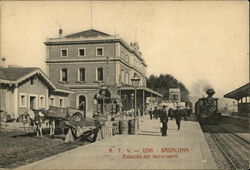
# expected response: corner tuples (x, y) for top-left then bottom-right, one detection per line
(0, 122), (88, 168)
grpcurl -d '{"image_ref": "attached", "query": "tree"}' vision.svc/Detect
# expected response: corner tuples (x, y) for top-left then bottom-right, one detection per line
(147, 74), (190, 102)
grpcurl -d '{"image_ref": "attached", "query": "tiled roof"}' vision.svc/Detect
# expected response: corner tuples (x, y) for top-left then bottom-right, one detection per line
(64, 29), (111, 39)
(224, 83), (250, 100)
(0, 67), (73, 94)
(0, 67), (38, 81)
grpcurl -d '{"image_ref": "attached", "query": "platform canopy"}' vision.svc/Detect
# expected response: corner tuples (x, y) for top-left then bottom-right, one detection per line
(224, 83), (250, 100)
(119, 86), (163, 97)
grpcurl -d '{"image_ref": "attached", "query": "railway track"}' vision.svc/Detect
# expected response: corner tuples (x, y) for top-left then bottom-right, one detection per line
(205, 125), (249, 169)
(207, 128), (237, 169)
(220, 126), (250, 144)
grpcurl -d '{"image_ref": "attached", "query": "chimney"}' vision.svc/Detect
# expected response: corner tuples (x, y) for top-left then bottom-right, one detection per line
(59, 27), (63, 38)
(0, 57), (7, 68)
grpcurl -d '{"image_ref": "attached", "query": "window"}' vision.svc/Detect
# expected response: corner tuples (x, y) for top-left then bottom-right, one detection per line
(61, 68), (68, 82)
(30, 79), (34, 85)
(126, 72), (129, 84)
(50, 97), (55, 106)
(39, 95), (45, 108)
(19, 93), (27, 107)
(125, 54), (128, 62)
(96, 47), (104, 56)
(60, 49), (68, 57)
(242, 97), (246, 103)
(97, 68), (103, 81)
(121, 69), (124, 83)
(78, 68), (85, 81)
(59, 98), (64, 107)
(78, 48), (86, 57)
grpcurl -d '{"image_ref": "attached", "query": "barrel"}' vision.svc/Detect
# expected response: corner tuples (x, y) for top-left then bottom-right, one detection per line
(119, 120), (129, 134)
(128, 119), (136, 134)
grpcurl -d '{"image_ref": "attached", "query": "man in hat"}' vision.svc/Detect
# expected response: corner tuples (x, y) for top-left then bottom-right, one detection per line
(160, 105), (168, 136)
(174, 106), (182, 130)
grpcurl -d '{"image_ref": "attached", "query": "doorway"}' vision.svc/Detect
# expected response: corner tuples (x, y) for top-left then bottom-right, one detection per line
(29, 96), (37, 109)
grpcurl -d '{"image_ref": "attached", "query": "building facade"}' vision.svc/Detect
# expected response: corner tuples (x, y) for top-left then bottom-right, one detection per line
(169, 88), (181, 102)
(0, 67), (72, 119)
(45, 29), (162, 117)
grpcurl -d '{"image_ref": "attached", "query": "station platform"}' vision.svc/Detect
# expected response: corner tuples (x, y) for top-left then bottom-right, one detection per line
(17, 115), (217, 169)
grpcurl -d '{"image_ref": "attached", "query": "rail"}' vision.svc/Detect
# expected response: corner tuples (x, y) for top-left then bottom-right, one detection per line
(220, 126), (250, 144)
(207, 128), (237, 169)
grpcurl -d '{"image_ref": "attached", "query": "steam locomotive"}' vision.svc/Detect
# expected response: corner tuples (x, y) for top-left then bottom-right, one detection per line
(195, 89), (220, 125)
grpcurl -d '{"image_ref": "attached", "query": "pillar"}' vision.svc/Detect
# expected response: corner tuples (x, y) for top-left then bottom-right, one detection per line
(13, 86), (18, 118)
(142, 89), (145, 115)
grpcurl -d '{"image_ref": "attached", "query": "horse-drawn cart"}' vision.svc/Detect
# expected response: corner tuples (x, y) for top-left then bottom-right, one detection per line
(46, 106), (103, 142)
(46, 106), (85, 120)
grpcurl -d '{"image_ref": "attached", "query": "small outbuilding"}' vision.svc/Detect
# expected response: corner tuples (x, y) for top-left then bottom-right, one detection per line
(0, 67), (73, 119)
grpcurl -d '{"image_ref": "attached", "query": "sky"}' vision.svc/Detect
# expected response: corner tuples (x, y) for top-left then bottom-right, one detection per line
(1, 1), (249, 98)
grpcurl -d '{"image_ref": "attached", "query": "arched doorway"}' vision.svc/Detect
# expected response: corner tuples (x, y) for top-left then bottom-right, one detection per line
(78, 95), (86, 118)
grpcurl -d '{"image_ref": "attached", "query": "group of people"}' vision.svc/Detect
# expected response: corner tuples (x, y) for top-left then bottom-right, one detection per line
(149, 105), (184, 136)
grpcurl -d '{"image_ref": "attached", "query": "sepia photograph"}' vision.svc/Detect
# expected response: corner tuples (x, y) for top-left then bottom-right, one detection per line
(0, 0), (249, 169)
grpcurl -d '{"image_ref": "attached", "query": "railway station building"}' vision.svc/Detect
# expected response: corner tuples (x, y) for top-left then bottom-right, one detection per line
(44, 29), (162, 117)
(224, 83), (250, 116)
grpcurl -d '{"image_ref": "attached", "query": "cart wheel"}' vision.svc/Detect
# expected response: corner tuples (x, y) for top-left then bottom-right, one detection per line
(68, 112), (83, 121)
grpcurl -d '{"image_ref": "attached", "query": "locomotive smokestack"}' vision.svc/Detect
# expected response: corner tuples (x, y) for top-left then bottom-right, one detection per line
(59, 27), (63, 38)
(206, 89), (215, 97)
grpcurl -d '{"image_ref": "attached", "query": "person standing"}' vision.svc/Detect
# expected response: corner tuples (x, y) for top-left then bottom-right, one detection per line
(168, 108), (174, 120)
(149, 107), (153, 120)
(174, 107), (182, 130)
(160, 105), (168, 136)
(153, 106), (157, 119)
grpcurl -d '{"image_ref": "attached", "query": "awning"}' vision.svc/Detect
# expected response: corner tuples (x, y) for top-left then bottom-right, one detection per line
(224, 83), (250, 100)
(119, 86), (163, 97)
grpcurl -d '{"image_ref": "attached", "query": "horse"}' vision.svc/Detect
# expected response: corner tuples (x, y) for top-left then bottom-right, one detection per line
(23, 109), (45, 137)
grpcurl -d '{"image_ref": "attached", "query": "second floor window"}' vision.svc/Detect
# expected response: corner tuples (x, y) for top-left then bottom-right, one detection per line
(78, 68), (85, 81)
(96, 47), (104, 56)
(60, 49), (68, 57)
(61, 68), (68, 82)
(78, 48), (86, 57)
(97, 68), (103, 81)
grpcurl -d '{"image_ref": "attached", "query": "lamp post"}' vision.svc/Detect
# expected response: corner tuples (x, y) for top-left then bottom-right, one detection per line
(131, 75), (140, 117)
(131, 93), (134, 115)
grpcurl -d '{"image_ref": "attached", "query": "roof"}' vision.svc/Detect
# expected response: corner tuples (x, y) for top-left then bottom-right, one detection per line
(0, 67), (37, 81)
(119, 86), (163, 97)
(0, 67), (73, 94)
(64, 29), (111, 39)
(53, 82), (74, 94)
(224, 83), (250, 100)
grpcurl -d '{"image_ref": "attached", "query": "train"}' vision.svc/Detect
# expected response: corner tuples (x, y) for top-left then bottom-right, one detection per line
(195, 89), (221, 125)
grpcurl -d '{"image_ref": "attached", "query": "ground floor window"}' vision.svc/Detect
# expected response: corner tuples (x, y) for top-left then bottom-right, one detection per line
(19, 93), (27, 108)
(39, 95), (45, 108)
(59, 98), (64, 107)
(50, 97), (55, 106)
